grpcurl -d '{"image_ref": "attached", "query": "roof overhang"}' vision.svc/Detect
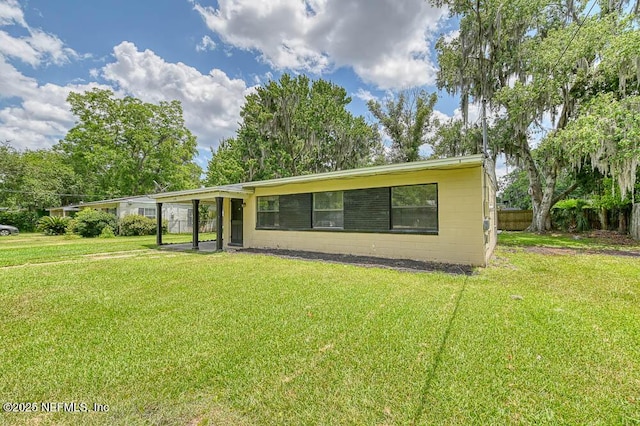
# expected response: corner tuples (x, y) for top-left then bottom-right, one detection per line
(47, 206), (80, 212)
(148, 155), (485, 202)
(149, 187), (254, 203)
(243, 155), (485, 188)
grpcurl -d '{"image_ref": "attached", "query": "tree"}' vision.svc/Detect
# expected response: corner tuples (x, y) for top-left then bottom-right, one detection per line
(367, 90), (438, 163)
(57, 89), (201, 198)
(0, 142), (22, 207)
(428, 119), (482, 159)
(499, 170), (532, 210)
(206, 75), (383, 185)
(205, 138), (246, 186)
(0, 142), (80, 210)
(560, 94), (640, 201)
(433, 0), (638, 232)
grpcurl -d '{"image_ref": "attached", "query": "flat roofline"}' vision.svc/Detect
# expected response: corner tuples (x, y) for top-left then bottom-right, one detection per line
(150, 188), (253, 203)
(150, 155), (485, 201)
(47, 206), (80, 212)
(244, 155), (484, 188)
(50, 195), (155, 210)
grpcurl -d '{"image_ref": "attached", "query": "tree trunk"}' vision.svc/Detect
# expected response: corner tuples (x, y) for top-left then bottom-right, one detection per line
(524, 164), (547, 232)
(599, 208), (608, 230)
(530, 176), (556, 232)
(618, 211), (628, 234)
(631, 204), (640, 240)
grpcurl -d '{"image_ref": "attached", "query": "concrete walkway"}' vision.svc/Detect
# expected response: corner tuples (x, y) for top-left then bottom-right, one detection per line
(158, 240), (219, 252)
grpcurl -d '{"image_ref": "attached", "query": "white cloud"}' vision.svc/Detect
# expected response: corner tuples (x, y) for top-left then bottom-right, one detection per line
(0, 56), (38, 98)
(251, 71), (274, 85)
(0, 0), (81, 67)
(0, 0), (26, 27)
(0, 41), (253, 153)
(353, 88), (376, 103)
(0, 3), (251, 155)
(0, 30), (40, 66)
(101, 41), (252, 150)
(442, 29), (459, 44)
(0, 58), (110, 150)
(196, 35), (216, 52)
(192, 0), (447, 89)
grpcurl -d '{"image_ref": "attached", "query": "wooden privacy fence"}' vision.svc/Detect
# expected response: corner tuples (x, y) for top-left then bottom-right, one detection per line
(498, 209), (532, 231)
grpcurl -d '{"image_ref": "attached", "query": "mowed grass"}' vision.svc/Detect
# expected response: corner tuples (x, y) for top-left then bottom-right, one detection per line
(0, 233), (639, 425)
(0, 232), (216, 267)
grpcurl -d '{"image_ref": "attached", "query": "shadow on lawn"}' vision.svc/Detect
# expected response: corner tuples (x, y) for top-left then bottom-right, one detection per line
(412, 275), (469, 423)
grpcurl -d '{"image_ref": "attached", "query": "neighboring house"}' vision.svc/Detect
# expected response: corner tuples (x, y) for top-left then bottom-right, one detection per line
(151, 155), (498, 266)
(48, 196), (204, 234)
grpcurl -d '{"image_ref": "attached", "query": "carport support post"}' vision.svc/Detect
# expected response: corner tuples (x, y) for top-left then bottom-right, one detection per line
(216, 197), (223, 251)
(192, 199), (200, 250)
(156, 202), (163, 246)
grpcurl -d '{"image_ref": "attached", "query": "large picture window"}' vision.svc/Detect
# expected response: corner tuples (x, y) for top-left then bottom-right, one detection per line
(256, 185), (437, 234)
(391, 184), (437, 231)
(313, 191), (343, 229)
(257, 196), (279, 228)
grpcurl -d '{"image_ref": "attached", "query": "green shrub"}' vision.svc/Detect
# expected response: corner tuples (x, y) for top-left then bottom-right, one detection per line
(552, 199), (592, 232)
(118, 215), (167, 236)
(0, 211), (40, 232)
(72, 209), (117, 238)
(99, 226), (116, 238)
(36, 216), (71, 235)
(118, 215), (155, 236)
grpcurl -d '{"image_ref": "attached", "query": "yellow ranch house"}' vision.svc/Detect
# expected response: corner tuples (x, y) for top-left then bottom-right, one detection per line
(151, 155), (497, 266)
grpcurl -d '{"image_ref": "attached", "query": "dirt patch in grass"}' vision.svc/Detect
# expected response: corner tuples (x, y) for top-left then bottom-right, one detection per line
(586, 230), (639, 246)
(524, 246), (640, 258)
(516, 230), (640, 257)
(237, 248), (474, 275)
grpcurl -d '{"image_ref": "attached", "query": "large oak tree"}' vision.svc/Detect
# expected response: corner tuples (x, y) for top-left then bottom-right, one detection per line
(206, 74), (383, 185)
(57, 89), (201, 198)
(433, 0), (639, 231)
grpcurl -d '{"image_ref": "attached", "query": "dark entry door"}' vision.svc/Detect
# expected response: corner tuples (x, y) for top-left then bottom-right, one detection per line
(230, 199), (243, 245)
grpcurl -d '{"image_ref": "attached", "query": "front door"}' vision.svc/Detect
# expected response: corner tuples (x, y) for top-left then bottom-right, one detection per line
(230, 198), (243, 245)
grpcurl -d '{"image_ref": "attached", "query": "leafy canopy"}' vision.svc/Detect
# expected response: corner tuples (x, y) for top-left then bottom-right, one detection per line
(57, 89), (201, 198)
(367, 90), (438, 163)
(206, 74), (383, 185)
(0, 142), (79, 211)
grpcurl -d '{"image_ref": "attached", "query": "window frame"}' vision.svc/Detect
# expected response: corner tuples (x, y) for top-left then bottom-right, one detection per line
(254, 184), (438, 235)
(312, 191), (344, 229)
(390, 183), (438, 233)
(138, 207), (156, 219)
(256, 195), (280, 229)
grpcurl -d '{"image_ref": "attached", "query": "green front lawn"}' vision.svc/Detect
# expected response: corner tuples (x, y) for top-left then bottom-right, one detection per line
(0, 233), (638, 424)
(0, 232), (216, 267)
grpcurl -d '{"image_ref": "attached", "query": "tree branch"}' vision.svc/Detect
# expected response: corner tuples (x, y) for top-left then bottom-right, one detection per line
(551, 182), (579, 206)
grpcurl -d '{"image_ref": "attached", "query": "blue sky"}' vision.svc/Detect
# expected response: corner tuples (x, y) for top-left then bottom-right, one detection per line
(0, 0), (470, 171)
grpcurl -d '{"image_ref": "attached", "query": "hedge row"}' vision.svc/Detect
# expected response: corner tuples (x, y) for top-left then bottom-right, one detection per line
(35, 210), (167, 238)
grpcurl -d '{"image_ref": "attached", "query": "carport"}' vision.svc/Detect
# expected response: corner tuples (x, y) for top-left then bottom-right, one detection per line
(150, 184), (253, 251)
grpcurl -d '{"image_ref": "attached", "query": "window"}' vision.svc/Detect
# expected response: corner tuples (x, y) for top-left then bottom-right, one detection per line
(138, 207), (156, 219)
(343, 187), (390, 231)
(391, 184), (437, 231)
(313, 191), (343, 229)
(187, 208), (193, 227)
(279, 194), (311, 229)
(257, 196), (279, 228)
(254, 185), (437, 234)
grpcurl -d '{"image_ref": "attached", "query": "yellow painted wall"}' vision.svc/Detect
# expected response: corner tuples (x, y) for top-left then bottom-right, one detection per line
(224, 165), (489, 266)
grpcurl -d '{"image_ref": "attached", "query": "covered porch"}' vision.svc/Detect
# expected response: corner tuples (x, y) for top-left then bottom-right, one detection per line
(151, 184), (253, 251)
